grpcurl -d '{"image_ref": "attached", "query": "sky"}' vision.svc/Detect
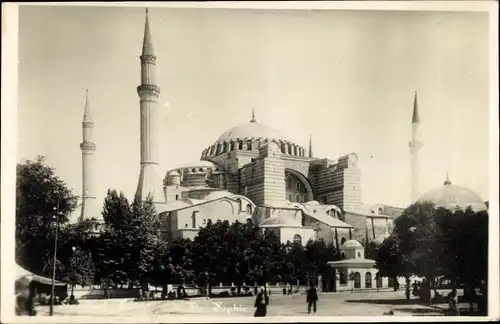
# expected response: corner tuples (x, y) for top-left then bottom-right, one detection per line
(17, 5), (491, 222)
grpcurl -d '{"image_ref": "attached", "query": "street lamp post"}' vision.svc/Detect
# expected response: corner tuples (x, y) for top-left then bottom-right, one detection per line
(70, 246), (76, 299)
(205, 272), (209, 298)
(49, 211), (61, 316)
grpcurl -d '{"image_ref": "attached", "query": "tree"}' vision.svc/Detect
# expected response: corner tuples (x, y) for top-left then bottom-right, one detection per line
(96, 191), (164, 291)
(65, 247), (96, 296)
(16, 156), (78, 275)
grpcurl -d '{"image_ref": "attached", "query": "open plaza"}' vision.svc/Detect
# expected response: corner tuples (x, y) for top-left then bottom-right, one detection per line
(36, 290), (447, 318)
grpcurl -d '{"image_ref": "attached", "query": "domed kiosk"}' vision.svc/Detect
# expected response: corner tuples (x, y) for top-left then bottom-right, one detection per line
(418, 174), (488, 212)
(327, 239), (398, 292)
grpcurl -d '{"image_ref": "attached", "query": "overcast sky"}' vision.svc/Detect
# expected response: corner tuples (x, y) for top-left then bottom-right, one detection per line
(17, 5), (490, 221)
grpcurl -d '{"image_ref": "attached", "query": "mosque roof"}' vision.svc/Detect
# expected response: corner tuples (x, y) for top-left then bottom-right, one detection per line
(418, 175), (487, 212)
(164, 200), (191, 212)
(172, 160), (218, 170)
(260, 215), (303, 228)
(204, 191), (233, 201)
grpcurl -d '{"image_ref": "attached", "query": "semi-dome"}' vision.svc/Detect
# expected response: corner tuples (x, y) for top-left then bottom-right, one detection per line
(259, 215), (302, 228)
(418, 175), (487, 212)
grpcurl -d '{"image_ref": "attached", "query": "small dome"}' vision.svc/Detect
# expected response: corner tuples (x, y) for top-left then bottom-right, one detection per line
(168, 170), (180, 177)
(260, 215), (302, 228)
(418, 175), (487, 212)
(342, 240), (362, 248)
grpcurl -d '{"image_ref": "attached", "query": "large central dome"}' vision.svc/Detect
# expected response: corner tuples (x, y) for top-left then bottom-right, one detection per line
(216, 121), (289, 143)
(201, 111), (307, 159)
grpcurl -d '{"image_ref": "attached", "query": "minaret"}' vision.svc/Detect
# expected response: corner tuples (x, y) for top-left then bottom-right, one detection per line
(135, 8), (165, 207)
(250, 107), (257, 123)
(80, 89), (99, 222)
(308, 133), (314, 158)
(409, 91), (423, 203)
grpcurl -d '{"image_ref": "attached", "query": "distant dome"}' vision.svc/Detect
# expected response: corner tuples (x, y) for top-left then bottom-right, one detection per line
(418, 175), (487, 212)
(342, 240), (362, 248)
(260, 215), (302, 228)
(168, 170), (180, 176)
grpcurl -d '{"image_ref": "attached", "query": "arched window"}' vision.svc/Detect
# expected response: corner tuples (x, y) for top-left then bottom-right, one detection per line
(246, 204), (252, 215)
(340, 252), (346, 259)
(247, 141), (253, 150)
(378, 207), (383, 215)
(191, 211), (198, 228)
(230, 141), (235, 151)
(216, 144), (222, 154)
(236, 198), (243, 211)
(280, 143), (286, 153)
(293, 234), (302, 245)
(376, 276), (383, 288)
(175, 194), (179, 200)
(288, 193), (293, 202)
(296, 182), (301, 190)
(353, 272), (361, 289)
(339, 269), (347, 285)
(341, 237), (347, 245)
(295, 193), (301, 203)
(365, 272), (372, 289)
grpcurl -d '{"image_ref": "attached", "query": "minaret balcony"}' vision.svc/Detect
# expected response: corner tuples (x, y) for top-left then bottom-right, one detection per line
(80, 142), (96, 151)
(137, 84), (160, 94)
(140, 55), (156, 64)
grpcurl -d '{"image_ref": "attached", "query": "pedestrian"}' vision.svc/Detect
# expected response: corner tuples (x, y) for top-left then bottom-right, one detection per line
(253, 286), (269, 317)
(306, 283), (318, 315)
(447, 288), (460, 316)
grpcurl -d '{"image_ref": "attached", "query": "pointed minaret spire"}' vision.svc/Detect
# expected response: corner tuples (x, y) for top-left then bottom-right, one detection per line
(250, 107), (257, 123)
(444, 172), (452, 185)
(142, 8), (154, 56)
(409, 91), (423, 203)
(136, 8), (165, 207)
(82, 89), (92, 122)
(80, 89), (99, 224)
(308, 133), (314, 158)
(412, 91), (420, 124)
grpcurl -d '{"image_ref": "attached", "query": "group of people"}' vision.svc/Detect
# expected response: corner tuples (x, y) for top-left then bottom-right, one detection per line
(253, 283), (319, 317)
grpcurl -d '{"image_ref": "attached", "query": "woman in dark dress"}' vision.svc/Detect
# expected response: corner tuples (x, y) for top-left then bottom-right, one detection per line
(254, 286), (269, 317)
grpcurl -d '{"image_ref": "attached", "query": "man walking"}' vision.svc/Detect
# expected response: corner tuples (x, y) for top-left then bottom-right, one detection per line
(306, 283), (318, 315)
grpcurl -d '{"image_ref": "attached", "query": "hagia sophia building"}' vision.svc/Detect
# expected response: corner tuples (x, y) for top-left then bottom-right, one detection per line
(78, 9), (488, 256)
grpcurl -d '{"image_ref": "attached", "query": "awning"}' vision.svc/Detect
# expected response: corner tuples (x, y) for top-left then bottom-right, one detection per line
(16, 264), (67, 288)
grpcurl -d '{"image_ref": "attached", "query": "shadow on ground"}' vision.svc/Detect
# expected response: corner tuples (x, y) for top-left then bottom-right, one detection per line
(345, 298), (419, 306)
(392, 307), (443, 315)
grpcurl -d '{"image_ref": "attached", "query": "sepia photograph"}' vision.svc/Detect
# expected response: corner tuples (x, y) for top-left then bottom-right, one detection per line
(1, 1), (498, 322)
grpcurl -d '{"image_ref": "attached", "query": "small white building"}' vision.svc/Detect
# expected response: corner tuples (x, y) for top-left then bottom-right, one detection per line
(328, 239), (402, 292)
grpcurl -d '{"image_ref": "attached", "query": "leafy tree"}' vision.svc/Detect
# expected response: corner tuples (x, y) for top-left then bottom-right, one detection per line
(16, 156), (78, 275)
(65, 247), (96, 296)
(96, 191), (164, 291)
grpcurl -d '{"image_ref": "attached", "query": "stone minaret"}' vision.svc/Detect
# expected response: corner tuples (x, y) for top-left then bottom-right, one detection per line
(135, 8), (165, 207)
(409, 91), (423, 203)
(308, 133), (314, 158)
(80, 89), (99, 221)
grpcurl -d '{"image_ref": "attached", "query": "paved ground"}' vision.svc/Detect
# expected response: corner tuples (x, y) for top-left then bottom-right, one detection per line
(35, 290), (445, 318)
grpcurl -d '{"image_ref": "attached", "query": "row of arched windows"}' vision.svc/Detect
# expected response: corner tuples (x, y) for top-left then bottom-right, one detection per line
(201, 140), (306, 158)
(287, 193), (308, 203)
(349, 272), (383, 289)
